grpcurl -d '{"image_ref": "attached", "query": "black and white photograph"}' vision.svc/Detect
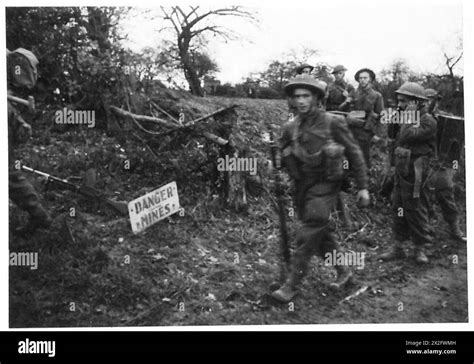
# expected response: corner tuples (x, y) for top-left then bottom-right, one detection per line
(6, 1), (467, 328)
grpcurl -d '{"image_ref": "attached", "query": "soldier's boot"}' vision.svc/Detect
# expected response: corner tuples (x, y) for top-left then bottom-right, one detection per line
(449, 220), (466, 242)
(271, 256), (308, 303)
(378, 240), (406, 261)
(414, 246), (429, 264)
(330, 264), (353, 290)
(271, 274), (298, 303)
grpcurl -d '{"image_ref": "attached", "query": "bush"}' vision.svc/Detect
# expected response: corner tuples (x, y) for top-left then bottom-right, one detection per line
(257, 87), (283, 99)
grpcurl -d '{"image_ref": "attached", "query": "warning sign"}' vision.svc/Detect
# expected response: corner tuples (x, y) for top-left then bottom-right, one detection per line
(128, 182), (180, 234)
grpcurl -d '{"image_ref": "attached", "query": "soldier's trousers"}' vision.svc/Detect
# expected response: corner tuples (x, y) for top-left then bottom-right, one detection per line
(435, 188), (458, 224)
(348, 126), (372, 168)
(430, 168), (459, 224)
(392, 173), (433, 246)
(289, 182), (340, 286)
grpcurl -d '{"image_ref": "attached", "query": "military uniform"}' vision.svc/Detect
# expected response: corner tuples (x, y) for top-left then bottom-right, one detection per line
(326, 80), (355, 112)
(8, 49), (51, 233)
(391, 106), (437, 247)
(428, 116), (464, 241)
(429, 166), (462, 236)
(347, 83), (384, 167)
(423, 89), (465, 241)
(273, 104), (368, 301)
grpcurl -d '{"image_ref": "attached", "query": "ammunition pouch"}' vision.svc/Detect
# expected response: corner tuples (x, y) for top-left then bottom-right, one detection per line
(323, 140), (346, 182)
(394, 146), (411, 177)
(281, 147), (302, 180)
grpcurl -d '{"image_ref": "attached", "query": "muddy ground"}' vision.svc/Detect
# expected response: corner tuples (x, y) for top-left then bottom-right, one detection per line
(9, 97), (467, 327)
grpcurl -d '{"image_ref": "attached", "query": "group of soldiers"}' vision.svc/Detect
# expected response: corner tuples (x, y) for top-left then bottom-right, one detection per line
(8, 48), (466, 306)
(271, 63), (465, 303)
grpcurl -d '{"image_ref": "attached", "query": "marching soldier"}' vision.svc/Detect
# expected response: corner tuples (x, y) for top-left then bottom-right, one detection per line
(8, 48), (51, 234)
(346, 68), (384, 167)
(326, 65), (355, 112)
(295, 63), (314, 76)
(424, 88), (465, 242)
(271, 75), (370, 303)
(288, 64), (316, 118)
(379, 82), (436, 264)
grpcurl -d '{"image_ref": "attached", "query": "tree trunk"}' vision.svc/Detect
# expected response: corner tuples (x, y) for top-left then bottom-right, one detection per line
(178, 31), (204, 97)
(181, 52), (204, 97)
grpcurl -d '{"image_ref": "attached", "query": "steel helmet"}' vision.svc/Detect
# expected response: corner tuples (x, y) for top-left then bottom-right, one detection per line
(295, 63), (314, 75)
(284, 75), (327, 98)
(424, 88), (438, 99)
(395, 82), (428, 100)
(354, 68), (376, 82)
(332, 65), (347, 74)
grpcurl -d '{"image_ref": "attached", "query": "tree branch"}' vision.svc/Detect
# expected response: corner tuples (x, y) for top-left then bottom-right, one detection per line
(160, 6), (180, 35)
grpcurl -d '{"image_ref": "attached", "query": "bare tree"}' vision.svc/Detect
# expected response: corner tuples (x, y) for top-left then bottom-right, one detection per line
(160, 6), (257, 96)
(443, 51), (463, 80)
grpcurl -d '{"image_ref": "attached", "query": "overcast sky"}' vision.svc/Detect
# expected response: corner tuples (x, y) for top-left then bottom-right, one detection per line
(121, 0), (463, 85)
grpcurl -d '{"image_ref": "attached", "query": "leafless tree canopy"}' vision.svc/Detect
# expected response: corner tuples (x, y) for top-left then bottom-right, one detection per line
(160, 6), (258, 96)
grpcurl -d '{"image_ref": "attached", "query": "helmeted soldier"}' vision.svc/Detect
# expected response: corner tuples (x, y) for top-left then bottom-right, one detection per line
(379, 82), (437, 264)
(295, 63), (314, 76)
(424, 88), (465, 242)
(346, 68), (384, 167)
(288, 64), (317, 118)
(8, 48), (51, 233)
(271, 75), (370, 303)
(425, 88), (441, 115)
(326, 65), (355, 112)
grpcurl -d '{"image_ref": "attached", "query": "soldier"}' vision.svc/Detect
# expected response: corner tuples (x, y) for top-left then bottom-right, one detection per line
(346, 68), (384, 167)
(425, 88), (465, 242)
(379, 82), (437, 264)
(8, 48), (51, 234)
(425, 88), (442, 115)
(271, 75), (370, 303)
(326, 65), (355, 112)
(288, 64), (316, 118)
(295, 63), (314, 76)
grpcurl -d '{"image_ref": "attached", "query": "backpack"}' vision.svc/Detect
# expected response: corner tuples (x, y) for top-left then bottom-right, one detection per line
(7, 48), (39, 89)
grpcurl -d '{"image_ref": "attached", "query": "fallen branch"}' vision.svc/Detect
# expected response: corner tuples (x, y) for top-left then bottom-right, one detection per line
(109, 105), (228, 146)
(148, 100), (182, 126)
(201, 131), (228, 145)
(339, 285), (369, 304)
(109, 106), (176, 129)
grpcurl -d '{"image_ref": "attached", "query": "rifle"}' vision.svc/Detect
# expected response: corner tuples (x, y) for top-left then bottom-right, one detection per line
(266, 126), (291, 274)
(379, 138), (395, 199)
(21, 165), (129, 215)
